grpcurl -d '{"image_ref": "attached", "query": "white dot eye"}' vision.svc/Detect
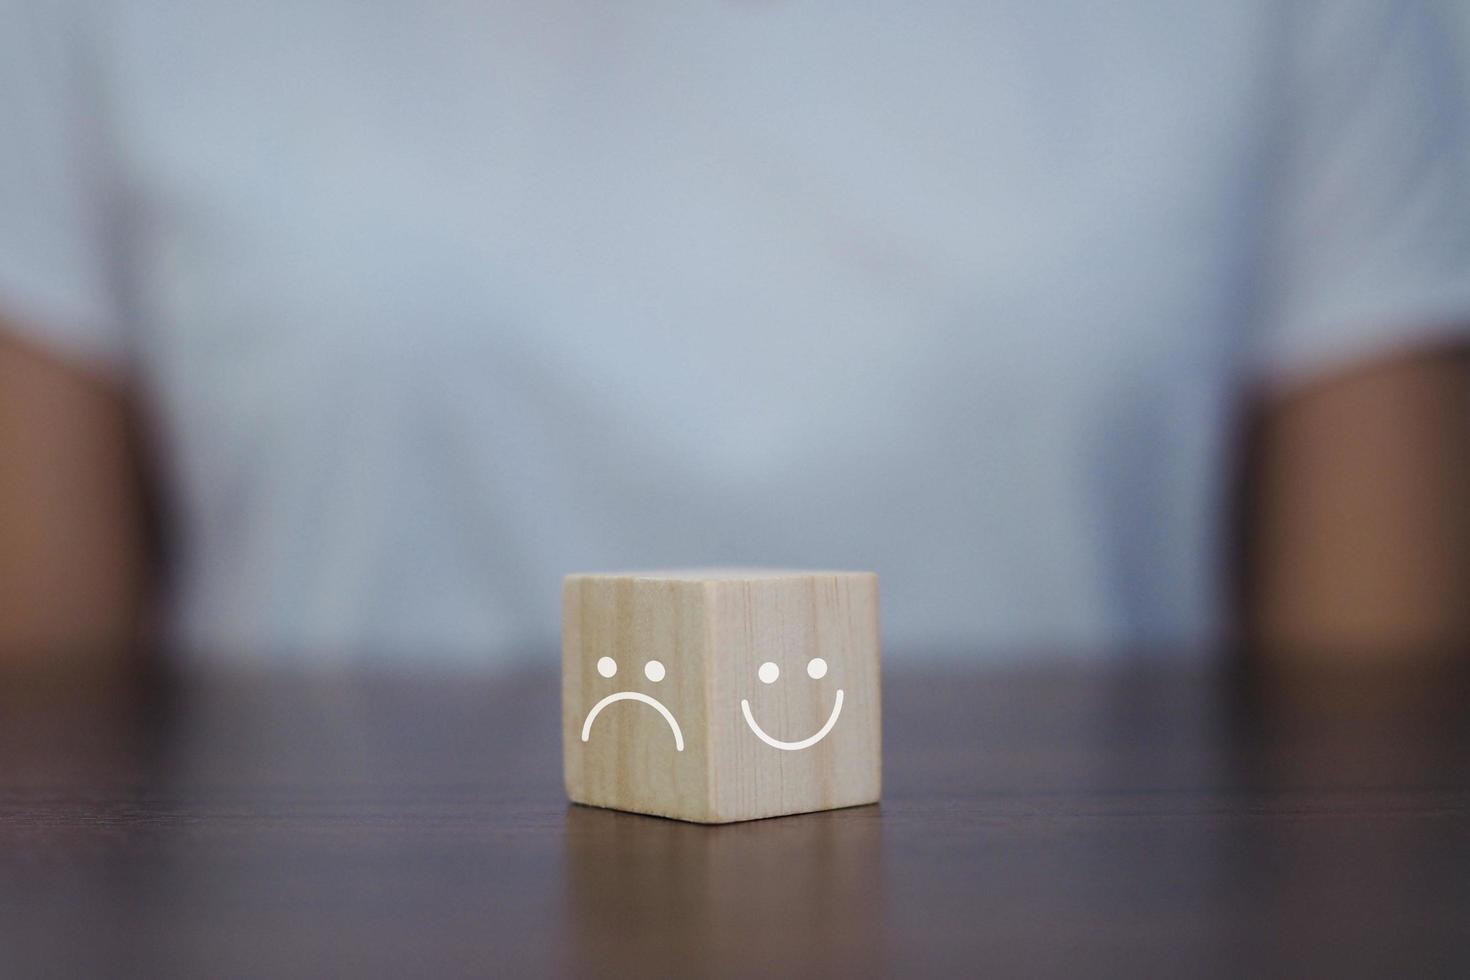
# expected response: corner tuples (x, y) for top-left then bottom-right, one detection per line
(644, 660), (665, 682)
(806, 657), (828, 680)
(757, 661), (780, 684)
(596, 657), (617, 678)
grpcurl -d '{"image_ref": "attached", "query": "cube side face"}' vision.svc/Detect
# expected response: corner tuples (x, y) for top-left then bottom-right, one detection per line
(706, 574), (882, 822)
(562, 577), (713, 822)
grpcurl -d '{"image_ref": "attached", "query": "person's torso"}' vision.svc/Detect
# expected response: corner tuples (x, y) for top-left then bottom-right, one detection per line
(98, 1), (1277, 661)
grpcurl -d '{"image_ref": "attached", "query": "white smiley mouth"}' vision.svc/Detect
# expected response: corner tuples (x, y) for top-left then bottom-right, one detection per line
(581, 692), (685, 751)
(740, 689), (844, 751)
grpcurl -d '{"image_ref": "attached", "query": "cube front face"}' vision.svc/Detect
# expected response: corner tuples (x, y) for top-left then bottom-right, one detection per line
(563, 570), (881, 824)
(562, 576), (713, 821)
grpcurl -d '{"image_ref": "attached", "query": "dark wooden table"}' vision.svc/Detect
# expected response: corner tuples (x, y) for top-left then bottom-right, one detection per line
(1, 659), (1467, 978)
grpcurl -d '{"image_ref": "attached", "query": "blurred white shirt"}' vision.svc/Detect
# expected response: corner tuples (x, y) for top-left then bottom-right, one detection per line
(2, 1), (1469, 663)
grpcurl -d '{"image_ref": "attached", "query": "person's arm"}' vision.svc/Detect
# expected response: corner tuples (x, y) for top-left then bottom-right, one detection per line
(0, 324), (153, 671)
(1243, 347), (1470, 663)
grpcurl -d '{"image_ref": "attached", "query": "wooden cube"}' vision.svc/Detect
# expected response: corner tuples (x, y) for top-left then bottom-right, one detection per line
(562, 570), (882, 823)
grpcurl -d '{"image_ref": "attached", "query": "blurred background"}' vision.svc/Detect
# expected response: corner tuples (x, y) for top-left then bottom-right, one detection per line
(1, 0), (1468, 672)
(2, 7), (1469, 976)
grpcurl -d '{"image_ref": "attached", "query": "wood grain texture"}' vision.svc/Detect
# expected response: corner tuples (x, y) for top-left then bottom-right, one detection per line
(1, 659), (1468, 978)
(563, 570), (881, 822)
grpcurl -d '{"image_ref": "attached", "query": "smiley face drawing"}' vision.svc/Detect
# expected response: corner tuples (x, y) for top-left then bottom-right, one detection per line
(740, 657), (843, 751)
(579, 655), (685, 751)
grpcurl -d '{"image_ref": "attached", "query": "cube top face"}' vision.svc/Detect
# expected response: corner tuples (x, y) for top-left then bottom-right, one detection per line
(563, 570), (881, 823)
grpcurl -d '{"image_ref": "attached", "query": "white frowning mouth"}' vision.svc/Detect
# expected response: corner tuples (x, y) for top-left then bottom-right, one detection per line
(581, 691), (685, 751)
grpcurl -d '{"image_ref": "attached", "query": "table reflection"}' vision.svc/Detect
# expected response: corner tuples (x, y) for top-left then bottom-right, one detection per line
(562, 803), (887, 976)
